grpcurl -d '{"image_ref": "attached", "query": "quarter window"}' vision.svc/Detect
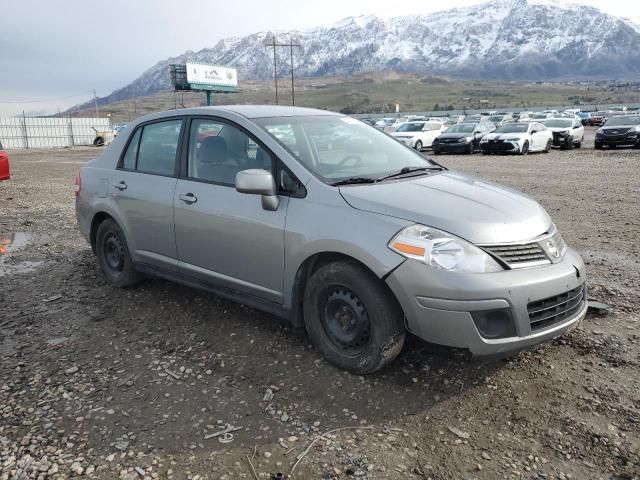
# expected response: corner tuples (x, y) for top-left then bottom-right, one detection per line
(136, 120), (182, 176)
(187, 119), (272, 185)
(122, 128), (140, 170)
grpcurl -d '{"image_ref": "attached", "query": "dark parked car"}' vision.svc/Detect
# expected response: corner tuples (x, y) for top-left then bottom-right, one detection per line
(0, 141), (9, 181)
(594, 115), (640, 149)
(588, 112), (607, 126)
(432, 123), (490, 154)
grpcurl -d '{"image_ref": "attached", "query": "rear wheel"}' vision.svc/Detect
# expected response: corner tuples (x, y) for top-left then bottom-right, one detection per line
(520, 141), (529, 155)
(95, 219), (142, 287)
(303, 261), (405, 374)
(414, 140), (423, 151)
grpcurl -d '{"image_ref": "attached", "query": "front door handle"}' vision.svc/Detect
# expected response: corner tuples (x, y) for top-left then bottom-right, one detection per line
(179, 193), (197, 204)
(113, 181), (127, 191)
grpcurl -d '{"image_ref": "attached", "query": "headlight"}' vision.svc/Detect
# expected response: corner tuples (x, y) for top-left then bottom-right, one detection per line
(597, 128), (604, 134)
(389, 225), (503, 273)
(458, 136), (472, 143)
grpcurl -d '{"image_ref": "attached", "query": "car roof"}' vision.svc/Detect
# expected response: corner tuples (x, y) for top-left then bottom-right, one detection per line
(133, 105), (339, 123)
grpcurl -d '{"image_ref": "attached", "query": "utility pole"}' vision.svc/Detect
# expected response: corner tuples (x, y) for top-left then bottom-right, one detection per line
(93, 89), (99, 117)
(265, 34), (301, 106)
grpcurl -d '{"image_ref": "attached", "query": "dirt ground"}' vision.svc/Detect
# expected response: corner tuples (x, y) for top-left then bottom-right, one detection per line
(1, 128), (639, 480)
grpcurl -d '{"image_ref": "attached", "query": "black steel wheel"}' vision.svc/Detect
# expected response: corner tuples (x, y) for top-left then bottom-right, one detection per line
(321, 286), (371, 355)
(303, 261), (405, 374)
(95, 218), (142, 287)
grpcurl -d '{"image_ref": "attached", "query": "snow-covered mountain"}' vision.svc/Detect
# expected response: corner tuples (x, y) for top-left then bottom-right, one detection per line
(94, 0), (640, 105)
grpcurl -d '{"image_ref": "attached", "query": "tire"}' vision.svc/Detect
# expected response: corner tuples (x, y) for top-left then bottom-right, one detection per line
(544, 139), (552, 153)
(466, 143), (474, 154)
(566, 136), (574, 149)
(575, 141), (582, 149)
(303, 261), (405, 374)
(414, 140), (423, 151)
(520, 141), (529, 155)
(595, 143), (603, 150)
(95, 218), (142, 288)
(432, 146), (441, 155)
(93, 136), (105, 147)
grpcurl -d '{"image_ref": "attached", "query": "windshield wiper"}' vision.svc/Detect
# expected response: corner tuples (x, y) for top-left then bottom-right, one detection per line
(375, 165), (444, 182)
(331, 177), (376, 186)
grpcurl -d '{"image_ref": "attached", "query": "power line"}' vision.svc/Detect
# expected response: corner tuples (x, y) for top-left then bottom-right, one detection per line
(264, 35), (301, 106)
(0, 91), (94, 104)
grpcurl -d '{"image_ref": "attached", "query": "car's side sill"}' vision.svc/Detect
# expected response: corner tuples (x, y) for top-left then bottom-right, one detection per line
(134, 262), (292, 322)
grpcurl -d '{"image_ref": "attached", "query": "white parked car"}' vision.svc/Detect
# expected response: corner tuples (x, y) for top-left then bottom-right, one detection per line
(543, 118), (584, 149)
(480, 122), (553, 155)
(391, 121), (446, 150)
(383, 117), (410, 133)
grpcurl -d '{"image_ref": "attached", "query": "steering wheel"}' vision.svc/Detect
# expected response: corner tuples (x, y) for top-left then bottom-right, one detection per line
(337, 155), (362, 168)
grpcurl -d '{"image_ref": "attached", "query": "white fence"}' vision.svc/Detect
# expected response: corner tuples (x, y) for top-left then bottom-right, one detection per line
(0, 117), (112, 149)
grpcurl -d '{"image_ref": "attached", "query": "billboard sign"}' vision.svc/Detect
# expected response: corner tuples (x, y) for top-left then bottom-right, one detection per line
(186, 63), (238, 88)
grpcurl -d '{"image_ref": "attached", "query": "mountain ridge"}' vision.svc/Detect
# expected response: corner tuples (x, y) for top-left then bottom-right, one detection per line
(80, 0), (640, 109)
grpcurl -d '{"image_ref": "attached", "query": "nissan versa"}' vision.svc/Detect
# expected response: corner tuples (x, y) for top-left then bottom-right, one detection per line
(76, 106), (587, 374)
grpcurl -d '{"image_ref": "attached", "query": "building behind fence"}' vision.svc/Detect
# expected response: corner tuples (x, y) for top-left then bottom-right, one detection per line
(0, 116), (111, 149)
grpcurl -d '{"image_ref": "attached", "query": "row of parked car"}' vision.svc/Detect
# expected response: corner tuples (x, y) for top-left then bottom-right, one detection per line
(372, 109), (640, 155)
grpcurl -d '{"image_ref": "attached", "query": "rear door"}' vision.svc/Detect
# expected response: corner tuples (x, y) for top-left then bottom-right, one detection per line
(173, 116), (289, 303)
(111, 118), (184, 272)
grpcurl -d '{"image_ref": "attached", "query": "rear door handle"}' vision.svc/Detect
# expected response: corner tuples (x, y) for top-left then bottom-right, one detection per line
(113, 181), (127, 191)
(179, 193), (197, 204)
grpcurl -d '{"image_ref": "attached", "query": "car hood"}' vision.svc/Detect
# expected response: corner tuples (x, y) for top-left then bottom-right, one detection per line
(437, 133), (471, 140)
(339, 171), (551, 244)
(600, 125), (634, 132)
(391, 131), (416, 137)
(483, 132), (526, 141)
(546, 127), (573, 133)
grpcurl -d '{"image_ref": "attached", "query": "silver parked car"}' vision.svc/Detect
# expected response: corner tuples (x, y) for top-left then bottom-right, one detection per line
(76, 106), (587, 374)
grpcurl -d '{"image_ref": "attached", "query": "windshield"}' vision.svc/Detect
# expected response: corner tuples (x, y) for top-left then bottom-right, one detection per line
(255, 116), (436, 183)
(396, 122), (424, 132)
(445, 124), (475, 133)
(488, 116), (504, 123)
(604, 116), (640, 126)
(530, 114), (547, 119)
(544, 119), (572, 128)
(494, 123), (528, 133)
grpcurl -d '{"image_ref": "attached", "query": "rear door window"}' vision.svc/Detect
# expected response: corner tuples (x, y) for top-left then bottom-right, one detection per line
(136, 120), (182, 176)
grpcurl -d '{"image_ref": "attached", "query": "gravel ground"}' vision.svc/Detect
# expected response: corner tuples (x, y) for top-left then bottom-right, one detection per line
(1, 127), (639, 480)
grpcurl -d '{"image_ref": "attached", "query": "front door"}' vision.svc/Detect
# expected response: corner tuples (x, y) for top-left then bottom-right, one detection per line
(173, 117), (288, 303)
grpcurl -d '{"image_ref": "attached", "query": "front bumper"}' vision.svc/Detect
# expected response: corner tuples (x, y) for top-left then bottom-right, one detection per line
(595, 134), (639, 147)
(552, 132), (572, 147)
(386, 247), (587, 356)
(434, 141), (471, 152)
(480, 140), (520, 154)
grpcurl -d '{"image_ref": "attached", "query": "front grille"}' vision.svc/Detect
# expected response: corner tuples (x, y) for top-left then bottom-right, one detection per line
(484, 140), (516, 152)
(528, 285), (585, 332)
(483, 242), (550, 268)
(552, 132), (568, 145)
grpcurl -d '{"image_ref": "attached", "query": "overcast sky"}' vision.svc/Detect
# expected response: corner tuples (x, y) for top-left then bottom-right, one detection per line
(0, 0), (638, 116)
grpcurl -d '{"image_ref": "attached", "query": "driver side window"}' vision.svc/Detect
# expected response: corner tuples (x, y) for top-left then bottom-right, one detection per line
(187, 119), (272, 185)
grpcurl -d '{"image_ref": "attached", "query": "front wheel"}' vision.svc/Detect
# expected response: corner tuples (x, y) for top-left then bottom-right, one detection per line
(95, 219), (142, 288)
(414, 140), (423, 151)
(432, 146), (441, 155)
(303, 261), (405, 374)
(520, 141), (529, 155)
(544, 139), (552, 153)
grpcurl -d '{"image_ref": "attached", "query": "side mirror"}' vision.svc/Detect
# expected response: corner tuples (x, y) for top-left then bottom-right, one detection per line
(235, 169), (279, 211)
